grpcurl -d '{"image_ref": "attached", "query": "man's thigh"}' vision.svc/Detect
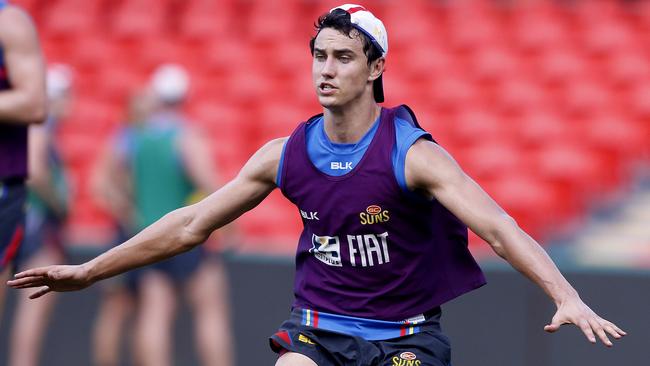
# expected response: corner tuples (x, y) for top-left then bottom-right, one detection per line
(275, 352), (318, 366)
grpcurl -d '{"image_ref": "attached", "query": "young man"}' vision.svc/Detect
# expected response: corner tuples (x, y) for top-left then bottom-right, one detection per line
(91, 65), (233, 366)
(0, 0), (47, 320)
(8, 4), (625, 366)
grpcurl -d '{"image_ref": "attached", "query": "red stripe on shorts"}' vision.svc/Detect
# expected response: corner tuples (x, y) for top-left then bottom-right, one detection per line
(313, 310), (319, 327)
(1, 225), (23, 267)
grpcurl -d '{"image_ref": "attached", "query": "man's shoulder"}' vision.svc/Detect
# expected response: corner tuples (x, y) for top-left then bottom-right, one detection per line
(0, 5), (38, 45)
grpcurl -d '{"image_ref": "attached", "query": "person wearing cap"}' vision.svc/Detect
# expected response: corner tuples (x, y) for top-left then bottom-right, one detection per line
(8, 4), (625, 366)
(6, 64), (72, 366)
(0, 1), (47, 322)
(90, 65), (233, 366)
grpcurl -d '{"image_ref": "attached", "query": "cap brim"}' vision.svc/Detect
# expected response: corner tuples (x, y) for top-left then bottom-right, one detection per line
(373, 73), (384, 103)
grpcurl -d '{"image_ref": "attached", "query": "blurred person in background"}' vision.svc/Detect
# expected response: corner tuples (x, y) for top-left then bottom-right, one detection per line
(8, 4), (626, 366)
(91, 64), (232, 366)
(7, 64), (72, 366)
(90, 90), (153, 366)
(0, 0), (47, 320)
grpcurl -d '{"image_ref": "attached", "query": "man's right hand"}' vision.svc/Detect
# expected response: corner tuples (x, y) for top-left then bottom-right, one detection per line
(7, 264), (93, 299)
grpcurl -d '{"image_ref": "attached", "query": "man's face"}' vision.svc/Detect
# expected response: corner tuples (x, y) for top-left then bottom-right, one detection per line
(312, 28), (376, 109)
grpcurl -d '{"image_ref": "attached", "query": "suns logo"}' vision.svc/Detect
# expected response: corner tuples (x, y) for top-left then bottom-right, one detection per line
(391, 351), (421, 366)
(359, 205), (390, 225)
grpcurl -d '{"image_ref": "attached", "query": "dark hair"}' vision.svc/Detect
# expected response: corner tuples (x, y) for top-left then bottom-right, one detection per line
(309, 9), (383, 67)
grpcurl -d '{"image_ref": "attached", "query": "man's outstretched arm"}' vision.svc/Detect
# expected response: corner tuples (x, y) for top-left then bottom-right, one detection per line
(405, 139), (626, 347)
(8, 138), (286, 298)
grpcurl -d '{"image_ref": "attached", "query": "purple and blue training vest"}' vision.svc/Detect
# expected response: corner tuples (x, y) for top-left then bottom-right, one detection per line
(0, 1), (28, 181)
(279, 105), (486, 321)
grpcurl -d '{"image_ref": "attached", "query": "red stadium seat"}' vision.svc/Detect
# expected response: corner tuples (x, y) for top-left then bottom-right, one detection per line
(561, 79), (611, 118)
(94, 64), (147, 102)
(446, 7), (502, 53)
(133, 39), (197, 73)
(111, 0), (168, 39)
(533, 144), (605, 217)
(178, 0), (234, 41)
(580, 114), (647, 177)
(455, 141), (527, 187)
(246, 1), (301, 44)
(628, 85), (650, 120)
(496, 78), (548, 116)
(201, 39), (256, 74)
(64, 97), (122, 136)
(68, 38), (123, 72)
(470, 47), (520, 84)
(536, 49), (590, 86)
(580, 22), (636, 57)
(427, 74), (481, 115)
(512, 14), (567, 54)
(237, 190), (301, 254)
(449, 107), (509, 148)
(483, 174), (559, 238)
(515, 109), (575, 150)
(42, 0), (103, 38)
(606, 51), (650, 90)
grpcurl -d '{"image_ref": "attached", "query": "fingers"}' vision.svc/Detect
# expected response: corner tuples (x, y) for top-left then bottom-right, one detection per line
(578, 319), (597, 344)
(543, 314), (567, 333)
(588, 318), (612, 347)
(606, 321), (627, 336)
(13, 267), (52, 279)
(543, 323), (560, 333)
(6, 275), (49, 288)
(602, 320), (626, 339)
(29, 286), (51, 299)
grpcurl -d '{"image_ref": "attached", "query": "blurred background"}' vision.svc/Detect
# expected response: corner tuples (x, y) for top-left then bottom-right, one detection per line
(1, 0), (649, 365)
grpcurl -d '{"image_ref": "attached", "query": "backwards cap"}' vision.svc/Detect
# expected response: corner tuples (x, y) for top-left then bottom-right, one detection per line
(329, 4), (388, 102)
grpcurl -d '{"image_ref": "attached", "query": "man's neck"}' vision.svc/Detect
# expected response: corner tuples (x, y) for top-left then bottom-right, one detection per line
(322, 98), (381, 144)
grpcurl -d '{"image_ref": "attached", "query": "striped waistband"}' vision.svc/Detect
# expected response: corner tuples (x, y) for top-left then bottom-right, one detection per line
(291, 307), (441, 341)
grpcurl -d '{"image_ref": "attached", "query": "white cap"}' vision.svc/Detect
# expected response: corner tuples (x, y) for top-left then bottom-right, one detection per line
(47, 64), (74, 99)
(330, 4), (388, 56)
(150, 63), (190, 103)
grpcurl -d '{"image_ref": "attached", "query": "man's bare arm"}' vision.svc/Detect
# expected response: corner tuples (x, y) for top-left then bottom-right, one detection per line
(0, 6), (46, 124)
(405, 139), (626, 347)
(8, 138), (287, 297)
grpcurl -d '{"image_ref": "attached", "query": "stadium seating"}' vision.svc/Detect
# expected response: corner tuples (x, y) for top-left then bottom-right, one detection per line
(13, 0), (648, 253)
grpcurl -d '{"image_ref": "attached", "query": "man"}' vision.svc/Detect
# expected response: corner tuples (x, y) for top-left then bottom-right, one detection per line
(8, 64), (71, 366)
(0, 0), (47, 320)
(8, 5), (624, 366)
(91, 65), (233, 366)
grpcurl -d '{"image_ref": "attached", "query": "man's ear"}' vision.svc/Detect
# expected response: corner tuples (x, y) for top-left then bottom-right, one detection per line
(368, 57), (385, 82)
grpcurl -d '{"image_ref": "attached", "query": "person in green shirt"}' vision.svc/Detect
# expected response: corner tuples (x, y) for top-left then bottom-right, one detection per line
(91, 65), (233, 366)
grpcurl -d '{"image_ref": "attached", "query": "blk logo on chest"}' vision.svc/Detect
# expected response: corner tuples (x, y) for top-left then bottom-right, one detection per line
(331, 161), (353, 170)
(301, 210), (319, 221)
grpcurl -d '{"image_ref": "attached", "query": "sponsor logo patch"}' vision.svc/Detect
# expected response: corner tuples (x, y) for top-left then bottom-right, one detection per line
(310, 234), (342, 267)
(400, 352), (417, 360)
(360, 205), (390, 225)
(298, 334), (315, 345)
(391, 351), (421, 365)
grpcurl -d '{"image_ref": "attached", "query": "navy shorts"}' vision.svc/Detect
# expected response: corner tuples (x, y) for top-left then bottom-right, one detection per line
(0, 180), (27, 272)
(129, 244), (205, 287)
(14, 207), (65, 271)
(270, 309), (452, 366)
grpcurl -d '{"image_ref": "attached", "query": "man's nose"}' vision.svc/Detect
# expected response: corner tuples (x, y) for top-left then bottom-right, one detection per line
(321, 57), (336, 78)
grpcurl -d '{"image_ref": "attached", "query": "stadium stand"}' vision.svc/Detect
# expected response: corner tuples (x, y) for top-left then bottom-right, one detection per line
(14, 0), (649, 254)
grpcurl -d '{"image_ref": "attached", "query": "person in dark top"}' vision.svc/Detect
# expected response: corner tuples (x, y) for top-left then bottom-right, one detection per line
(0, 0), (47, 320)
